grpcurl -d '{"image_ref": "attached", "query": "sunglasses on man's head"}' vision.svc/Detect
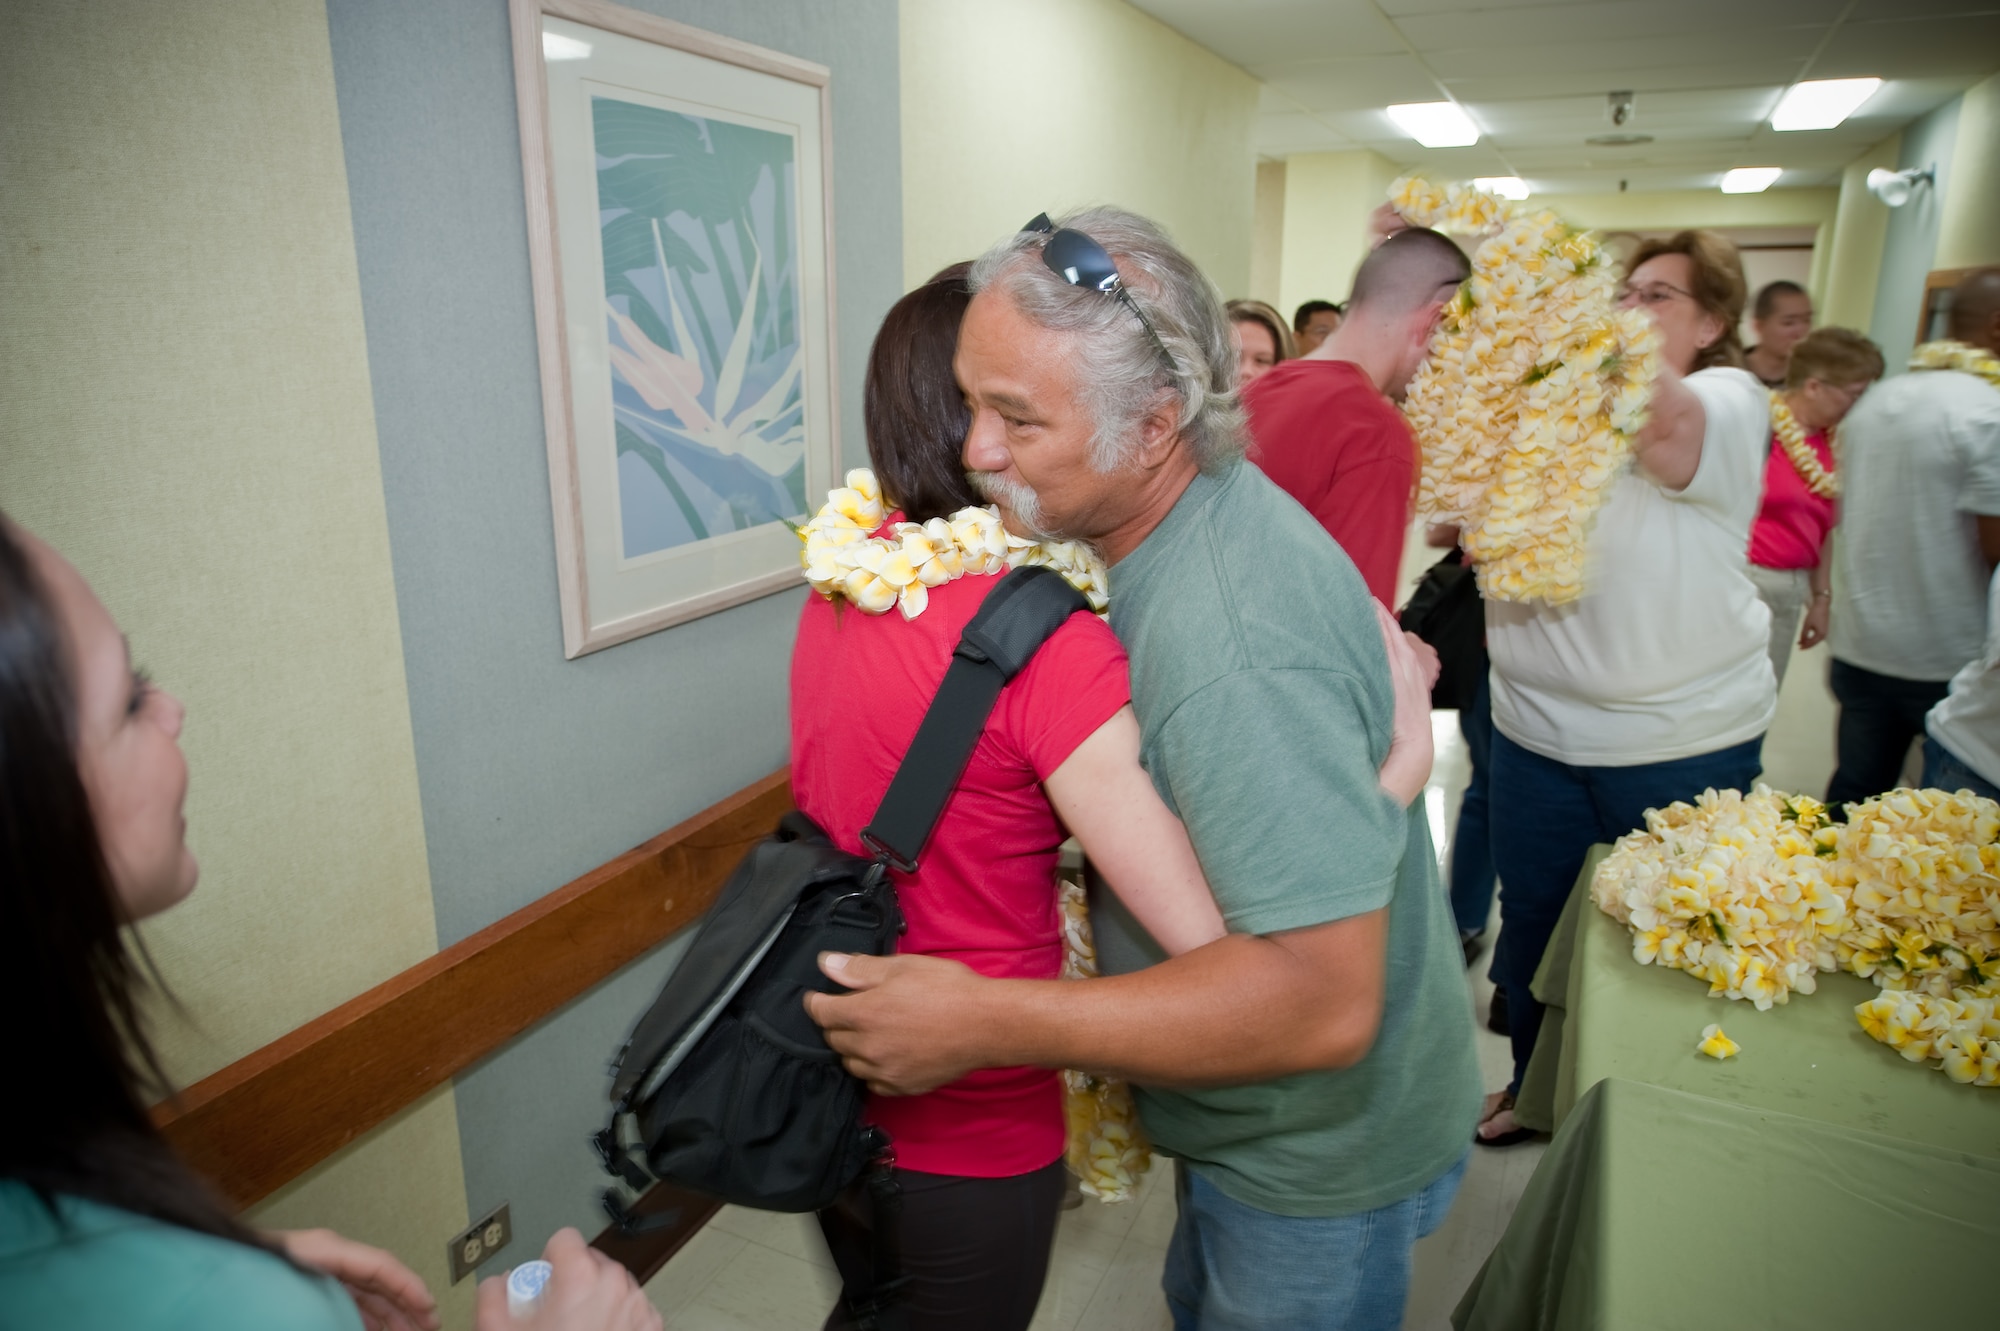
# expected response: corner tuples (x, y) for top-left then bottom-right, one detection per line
(1021, 213), (1174, 372)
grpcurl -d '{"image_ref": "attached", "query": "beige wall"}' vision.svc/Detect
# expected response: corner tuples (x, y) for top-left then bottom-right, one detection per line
(900, 0), (1259, 296)
(1819, 137), (1903, 333)
(1544, 188), (1840, 233)
(1276, 149), (1401, 318)
(1937, 71), (2000, 270)
(1250, 159), (1289, 309)
(0, 0), (469, 1319)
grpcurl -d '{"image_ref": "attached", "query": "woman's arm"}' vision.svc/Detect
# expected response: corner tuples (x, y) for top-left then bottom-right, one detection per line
(1799, 533), (1833, 650)
(1633, 367), (1705, 491)
(1043, 707), (1225, 956)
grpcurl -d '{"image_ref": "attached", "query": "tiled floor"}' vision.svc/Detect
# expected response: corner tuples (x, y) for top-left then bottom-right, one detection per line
(646, 536), (1845, 1328)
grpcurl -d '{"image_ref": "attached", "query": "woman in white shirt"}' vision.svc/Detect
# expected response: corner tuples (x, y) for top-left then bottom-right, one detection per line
(1476, 232), (1778, 1146)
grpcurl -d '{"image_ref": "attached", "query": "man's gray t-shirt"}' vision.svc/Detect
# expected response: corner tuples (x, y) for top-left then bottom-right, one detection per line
(1093, 461), (1481, 1218)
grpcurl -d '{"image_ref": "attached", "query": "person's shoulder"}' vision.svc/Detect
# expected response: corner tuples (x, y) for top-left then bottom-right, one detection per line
(1199, 468), (1382, 666)
(0, 1192), (357, 1331)
(1685, 365), (1766, 411)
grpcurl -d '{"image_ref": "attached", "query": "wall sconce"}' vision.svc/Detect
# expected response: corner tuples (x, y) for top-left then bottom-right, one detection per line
(1867, 166), (1934, 207)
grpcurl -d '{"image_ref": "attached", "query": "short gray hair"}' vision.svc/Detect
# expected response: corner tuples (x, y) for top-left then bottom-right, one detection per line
(969, 207), (1246, 474)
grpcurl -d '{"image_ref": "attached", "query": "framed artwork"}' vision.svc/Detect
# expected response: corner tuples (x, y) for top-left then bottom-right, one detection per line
(1920, 267), (1976, 348)
(510, 0), (836, 657)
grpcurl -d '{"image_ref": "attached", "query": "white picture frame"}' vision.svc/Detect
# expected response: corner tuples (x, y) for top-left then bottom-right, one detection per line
(510, 0), (837, 657)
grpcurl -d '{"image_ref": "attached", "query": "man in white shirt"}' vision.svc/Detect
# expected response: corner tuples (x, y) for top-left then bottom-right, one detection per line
(1826, 269), (2000, 809)
(1924, 566), (2000, 802)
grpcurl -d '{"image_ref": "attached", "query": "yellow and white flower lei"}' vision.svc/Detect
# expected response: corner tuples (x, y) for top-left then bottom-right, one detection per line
(798, 469), (1109, 619)
(1391, 176), (1662, 605)
(1593, 786), (2000, 1086)
(1059, 877), (1151, 1202)
(1909, 339), (2000, 390)
(1768, 392), (1837, 500)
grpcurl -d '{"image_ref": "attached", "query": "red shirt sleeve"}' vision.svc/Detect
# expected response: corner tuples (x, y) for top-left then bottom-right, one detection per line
(994, 612), (1132, 780)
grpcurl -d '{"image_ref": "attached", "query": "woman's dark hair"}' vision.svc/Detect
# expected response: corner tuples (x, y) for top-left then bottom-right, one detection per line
(863, 262), (984, 523)
(0, 517), (287, 1259)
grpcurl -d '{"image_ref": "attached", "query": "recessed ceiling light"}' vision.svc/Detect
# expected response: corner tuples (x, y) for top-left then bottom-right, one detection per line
(1720, 167), (1783, 194)
(1586, 133), (1653, 147)
(1474, 176), (1530, 200)
(1387, 102), (1480, 148)
(1771, 78), (1882, 131)
(543, 31), (593, 61)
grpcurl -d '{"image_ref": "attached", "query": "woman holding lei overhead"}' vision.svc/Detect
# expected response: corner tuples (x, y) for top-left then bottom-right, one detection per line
(791, 263), (1437, 1331)
(1746, 327), (1884, 685)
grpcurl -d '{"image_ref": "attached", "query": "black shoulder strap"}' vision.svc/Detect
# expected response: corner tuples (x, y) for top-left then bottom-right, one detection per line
(859, 565), (1089, 872)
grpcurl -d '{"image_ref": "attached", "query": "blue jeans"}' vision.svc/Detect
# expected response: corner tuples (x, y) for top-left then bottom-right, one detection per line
(1487, 731), (1764, 1094)
(1163, 1156), (1466, 1331)
(1922, 735), (2000, 800)
(1448, 672), (1497, 940)
(1827, 658), (1950, 810)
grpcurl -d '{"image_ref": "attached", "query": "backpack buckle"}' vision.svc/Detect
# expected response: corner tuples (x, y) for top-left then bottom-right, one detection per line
(858, 830), (917, 875)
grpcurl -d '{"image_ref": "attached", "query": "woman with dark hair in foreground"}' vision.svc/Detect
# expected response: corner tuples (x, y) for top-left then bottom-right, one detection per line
(0, 517), (659, 1331)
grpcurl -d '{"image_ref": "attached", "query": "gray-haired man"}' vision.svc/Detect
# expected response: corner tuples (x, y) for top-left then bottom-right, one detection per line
(808, 207), (1480, 1330)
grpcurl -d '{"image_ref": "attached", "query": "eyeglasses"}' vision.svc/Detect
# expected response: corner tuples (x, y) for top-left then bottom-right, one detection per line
(1617, 281), (1695, 308)
(1021, 213), (1174, 372)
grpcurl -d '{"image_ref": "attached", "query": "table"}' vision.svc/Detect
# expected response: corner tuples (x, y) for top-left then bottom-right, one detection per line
(1454, 847), (2000, 1329)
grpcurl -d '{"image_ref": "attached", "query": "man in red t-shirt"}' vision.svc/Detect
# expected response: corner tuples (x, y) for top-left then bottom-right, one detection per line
(1246, 228), (1471, 604)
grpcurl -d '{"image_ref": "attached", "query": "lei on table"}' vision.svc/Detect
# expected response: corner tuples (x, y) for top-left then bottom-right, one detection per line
(1768, 392), (1838, 500)
(1909, 339), (2000, 390)
(1059, 877), (1152, 1202)
(1592, 786), (2000, 1086)
(1390, 176), (1663, 605)
(798, 469), (1108, 618)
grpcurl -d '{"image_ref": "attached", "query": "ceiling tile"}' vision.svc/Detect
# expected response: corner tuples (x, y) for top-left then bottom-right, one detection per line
(1395, 0), (1841, 52)
(1813, 15), (2000, 78)
(1124, 0), (1405, 70)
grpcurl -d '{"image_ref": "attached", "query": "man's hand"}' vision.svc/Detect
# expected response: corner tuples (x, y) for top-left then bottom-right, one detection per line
(806, 952), (995, 1094)
(1368, 202), (1412, 248)
(276, 1229), (439, 1331)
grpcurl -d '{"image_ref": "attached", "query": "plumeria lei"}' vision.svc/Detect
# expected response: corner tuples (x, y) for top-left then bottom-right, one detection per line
(1593, 785), (2000, 1087)
(1059, 877), (1152, 1202)
(798, 469), (1109, 619)
(1391, 176), (1662, 605)
(1769, 393), (1838, 500)
(1909, 339), (2000, 390)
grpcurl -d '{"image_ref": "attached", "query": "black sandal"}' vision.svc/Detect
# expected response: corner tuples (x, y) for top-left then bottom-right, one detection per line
(1474, 1091), (1535, 1148)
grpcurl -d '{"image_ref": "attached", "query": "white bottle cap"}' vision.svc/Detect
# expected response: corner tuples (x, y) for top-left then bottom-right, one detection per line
(507, 1260), (553, 1319)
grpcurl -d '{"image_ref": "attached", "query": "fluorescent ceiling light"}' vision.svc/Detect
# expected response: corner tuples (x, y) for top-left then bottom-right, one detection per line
(543, 31), (593, 61)
(1474, 176), (1529, 200)
(1387, 102), (1479, 148)
(1720, 167), (1783, 194)
(1771, 78), (1881, 131)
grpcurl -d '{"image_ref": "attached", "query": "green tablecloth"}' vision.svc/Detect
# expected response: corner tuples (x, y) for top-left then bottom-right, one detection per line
(1455, 846), (2000, 1329)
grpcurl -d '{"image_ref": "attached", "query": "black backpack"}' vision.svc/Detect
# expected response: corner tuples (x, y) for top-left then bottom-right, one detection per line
(595, 566), (1089, 1226)
(1398, 547), (1487, 712)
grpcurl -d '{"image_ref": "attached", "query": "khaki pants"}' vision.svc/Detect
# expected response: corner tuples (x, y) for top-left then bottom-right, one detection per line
(1746, 562), (1810, 685)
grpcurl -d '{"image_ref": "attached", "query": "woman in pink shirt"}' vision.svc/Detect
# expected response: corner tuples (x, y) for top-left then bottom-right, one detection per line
(795, 265), (1437, 1331)
(1746, 328), (1884, 684)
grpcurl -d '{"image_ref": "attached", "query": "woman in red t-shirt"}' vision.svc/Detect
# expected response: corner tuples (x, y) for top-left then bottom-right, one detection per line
(1745, 328), (1884, 685)
(797, 266), (1438, 1331)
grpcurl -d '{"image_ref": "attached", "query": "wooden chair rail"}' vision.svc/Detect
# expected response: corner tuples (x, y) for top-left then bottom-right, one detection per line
(153, 768), (793, 1213)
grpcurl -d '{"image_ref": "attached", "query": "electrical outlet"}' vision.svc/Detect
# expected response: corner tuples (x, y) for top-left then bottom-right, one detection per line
(447, 1203), (512, 1284)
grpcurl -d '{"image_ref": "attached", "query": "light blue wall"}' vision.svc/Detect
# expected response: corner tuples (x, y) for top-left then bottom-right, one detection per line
(1870, 95), (1961, 366)
(323, 0), (900, 1272)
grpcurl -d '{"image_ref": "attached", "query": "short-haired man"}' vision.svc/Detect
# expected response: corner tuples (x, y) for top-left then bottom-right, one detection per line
(1745, 279), (1814, 388)
(1249, 230), (1472, 605)
(1292, 298), (1343, 354)
(1827, 268), (2000, 807)
(807, 207), (1480, 1330)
